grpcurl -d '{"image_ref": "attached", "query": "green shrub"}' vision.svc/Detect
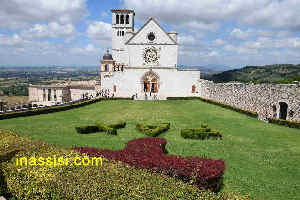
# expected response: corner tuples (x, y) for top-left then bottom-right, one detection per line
(268, 118), (300, 129)
(95, 122), (109, 132)
(136, 122), (170, 137)
(181, 125), (222, 140)
(75, 121), (126, 135)
(108, 121), (126, 129)
(75, 125), (99, 134)
(95, 122), (117, 135)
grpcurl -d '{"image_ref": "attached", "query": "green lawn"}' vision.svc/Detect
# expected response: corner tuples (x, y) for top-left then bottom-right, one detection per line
(1, 100), (300, 200)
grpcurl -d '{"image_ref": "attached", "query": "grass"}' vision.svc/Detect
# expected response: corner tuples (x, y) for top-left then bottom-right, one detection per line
(0, 100), (300, 199)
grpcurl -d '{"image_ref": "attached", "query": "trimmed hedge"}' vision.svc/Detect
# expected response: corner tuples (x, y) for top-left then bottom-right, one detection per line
(75, 125), (99, 134)
(0, 98), (102, 120)
(0, 98), (132, 121)
(0, 130), (242, 200)
(74, 137), (226, 192)
(181, 124), (222, 140)
(108, 121), (126, 129)
(75, 121), (126, 135)
(136, 122), (170, 137)
(167, 97), (258, 118)
(95, 122), (117, 135)
(268, 118), (300, 129)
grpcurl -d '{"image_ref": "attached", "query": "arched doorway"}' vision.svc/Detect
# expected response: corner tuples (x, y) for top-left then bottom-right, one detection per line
(279, 102), (288, 120)
(141, 71), (160, 93)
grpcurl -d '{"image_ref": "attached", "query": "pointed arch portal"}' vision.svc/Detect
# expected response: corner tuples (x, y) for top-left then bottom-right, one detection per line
(141, 71), (160, 93)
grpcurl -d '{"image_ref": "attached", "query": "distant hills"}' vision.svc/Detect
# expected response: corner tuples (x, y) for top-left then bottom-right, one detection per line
(180, 64), (239, 74)
(206, 64), (300, 84)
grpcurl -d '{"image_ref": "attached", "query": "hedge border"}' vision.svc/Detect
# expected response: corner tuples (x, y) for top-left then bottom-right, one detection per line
(0, 97), (132, 121)
(267, 118), (300, 129)
(167, 97), (258, 118)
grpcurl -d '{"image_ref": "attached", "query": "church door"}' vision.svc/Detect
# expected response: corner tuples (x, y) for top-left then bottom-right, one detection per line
(146, 82), (150, 92)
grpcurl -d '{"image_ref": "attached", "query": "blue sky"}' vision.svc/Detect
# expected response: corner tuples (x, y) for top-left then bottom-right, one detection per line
(0, 0), (299, 68)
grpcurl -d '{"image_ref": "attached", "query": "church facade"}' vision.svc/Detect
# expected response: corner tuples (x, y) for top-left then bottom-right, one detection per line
(100, 9), (200, 100)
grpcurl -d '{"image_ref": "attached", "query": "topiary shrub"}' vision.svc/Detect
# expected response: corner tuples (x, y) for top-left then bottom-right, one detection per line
(75, 121), (126, 135)
(108, 121), (126, 129)
(75, 125), (99, 134)
(181, 124), (222, 140)
(136, 122), (170, 137)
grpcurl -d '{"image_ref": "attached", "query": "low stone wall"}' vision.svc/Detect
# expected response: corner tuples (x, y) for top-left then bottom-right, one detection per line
(198, 80), (300, 122)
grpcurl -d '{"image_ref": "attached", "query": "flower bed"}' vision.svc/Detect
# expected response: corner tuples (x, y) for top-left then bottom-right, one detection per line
(1, 130), (236, 200)
(73, 137), (225, 192)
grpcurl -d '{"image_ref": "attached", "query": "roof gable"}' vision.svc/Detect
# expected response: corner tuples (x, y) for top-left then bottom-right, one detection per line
(125, 17), (177, 45)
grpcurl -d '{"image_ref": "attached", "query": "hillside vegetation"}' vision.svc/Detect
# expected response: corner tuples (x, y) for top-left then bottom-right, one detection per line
(208, 64), (300, 83)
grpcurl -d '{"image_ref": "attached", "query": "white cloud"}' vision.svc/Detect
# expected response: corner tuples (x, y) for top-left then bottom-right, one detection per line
(87, 21), (112, 47)
(71, 44), (100, 55)
(212, 39), (227, 47)
(21, 22), (75, 40)
(124, 0), (300, 31)
(230, 29), (249, 40)
(0, 34), (30, 47)
(0, 0), (87, 29)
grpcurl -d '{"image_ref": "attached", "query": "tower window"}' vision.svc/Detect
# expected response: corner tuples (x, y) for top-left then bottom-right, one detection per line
(120, 15), (124, 24)
(126, 15), (129, 24)
(116, 14), (119, 24)
(105, 64), (109, 72)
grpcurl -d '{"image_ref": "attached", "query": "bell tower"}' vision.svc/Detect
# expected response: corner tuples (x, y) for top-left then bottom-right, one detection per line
(111, 9), (135, 64)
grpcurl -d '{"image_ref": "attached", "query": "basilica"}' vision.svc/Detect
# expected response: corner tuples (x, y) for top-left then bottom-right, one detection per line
(100, 9), (200, 100)
(28, 9), (200, 105)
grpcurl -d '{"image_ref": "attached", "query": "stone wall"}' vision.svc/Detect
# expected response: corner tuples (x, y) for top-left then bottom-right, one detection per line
(198, 80), (300, 121)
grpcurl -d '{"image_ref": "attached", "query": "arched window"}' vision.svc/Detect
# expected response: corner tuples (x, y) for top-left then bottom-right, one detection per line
(120, 15), (124, 24)
(126, 15), (129, 24)
(117, 31), (119, 36)
(116, 14), (119, 24)
(105, 64), (109, 72)
(122, 31), (124, 36)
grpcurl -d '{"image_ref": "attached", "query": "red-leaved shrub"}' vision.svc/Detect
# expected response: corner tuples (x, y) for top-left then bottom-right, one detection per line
(73, 138), (225, 192)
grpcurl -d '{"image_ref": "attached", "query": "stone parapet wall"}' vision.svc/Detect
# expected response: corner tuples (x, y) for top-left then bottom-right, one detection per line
(198, 80), (300, 121)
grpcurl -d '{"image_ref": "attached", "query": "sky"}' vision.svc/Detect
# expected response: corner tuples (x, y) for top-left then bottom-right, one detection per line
(0, 0), (300, 68)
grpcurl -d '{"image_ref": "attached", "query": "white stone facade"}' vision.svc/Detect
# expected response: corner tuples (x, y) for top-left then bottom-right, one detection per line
(28, 80), (100, 106)
(101, 9), (200, 99)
